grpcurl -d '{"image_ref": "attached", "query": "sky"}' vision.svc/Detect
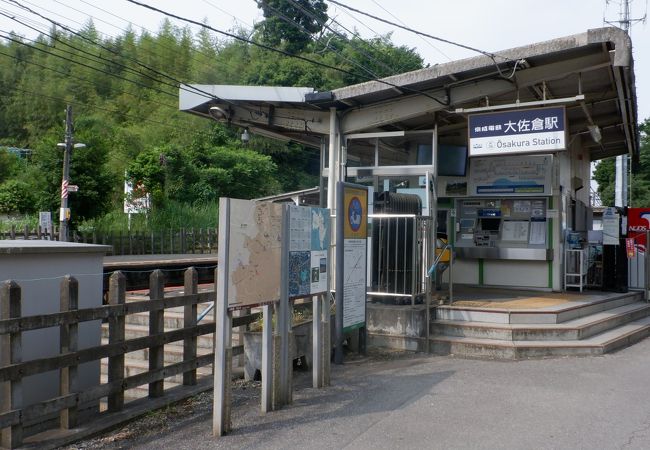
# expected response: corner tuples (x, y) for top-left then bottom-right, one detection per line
(0, 0), (649, 119)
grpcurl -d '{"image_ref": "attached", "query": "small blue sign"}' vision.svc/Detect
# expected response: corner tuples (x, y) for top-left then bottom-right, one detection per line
(348, 197), (363, 232)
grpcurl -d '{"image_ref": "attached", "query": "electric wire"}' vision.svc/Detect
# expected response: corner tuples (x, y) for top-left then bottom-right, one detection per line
(286, 0), (398, 75)
(7, 0), (226, 103)
(326, 0), (507, 61)
(7, 85), (208, 134)
(368, 0), (452, 62)
(8, 0), (326, 129)
(0, 28), (178, 99)
(261, 0), (385, 81)
(0, 47), (180, 111)
(126, 0), (449, 105)
(63, 0), (231, 75)
(326, 0), (524, 80)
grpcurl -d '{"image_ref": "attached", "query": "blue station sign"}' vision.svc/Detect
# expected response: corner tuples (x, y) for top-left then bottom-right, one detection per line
(468, 106), (566, 157)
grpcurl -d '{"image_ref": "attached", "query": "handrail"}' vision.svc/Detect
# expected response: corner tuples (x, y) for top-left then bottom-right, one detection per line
(426, 242), (454, 304)
(427, 242), (452, 277)
(198, 302), (215, 322)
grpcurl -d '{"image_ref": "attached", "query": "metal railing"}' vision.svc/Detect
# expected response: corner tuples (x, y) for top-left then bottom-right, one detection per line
(368, 214), (430, 305)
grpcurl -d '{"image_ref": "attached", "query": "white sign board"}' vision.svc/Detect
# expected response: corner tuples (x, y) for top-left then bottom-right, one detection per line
(468, 106), (566, 157)
(123, 179), (151, 214)
(39, 211), (52, 229)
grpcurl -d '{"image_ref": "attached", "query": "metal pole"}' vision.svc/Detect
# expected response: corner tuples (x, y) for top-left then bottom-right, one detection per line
(59, 105), (73, 242)
(278, 205), (291, 402)
(335, 181), (344, 364)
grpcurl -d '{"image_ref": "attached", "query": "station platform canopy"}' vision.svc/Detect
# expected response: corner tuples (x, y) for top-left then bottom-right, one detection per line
(179, 27), (638, 162)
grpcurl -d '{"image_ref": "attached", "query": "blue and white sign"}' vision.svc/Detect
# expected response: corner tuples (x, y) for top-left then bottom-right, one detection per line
(468, 106), (566, 157)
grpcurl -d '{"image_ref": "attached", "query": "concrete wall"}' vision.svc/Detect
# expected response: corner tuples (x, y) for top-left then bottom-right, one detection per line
(367, 304), (427, 352)
(0, 242), (108, 409)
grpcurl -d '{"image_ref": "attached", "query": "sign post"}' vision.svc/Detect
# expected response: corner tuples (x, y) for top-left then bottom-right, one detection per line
(335, 182), (368, 364)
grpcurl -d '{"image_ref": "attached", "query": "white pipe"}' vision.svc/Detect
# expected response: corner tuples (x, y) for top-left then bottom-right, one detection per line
(327, 107), (337, 211)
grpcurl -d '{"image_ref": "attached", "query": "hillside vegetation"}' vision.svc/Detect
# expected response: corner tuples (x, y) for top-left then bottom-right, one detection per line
(0, 1), (423, 232)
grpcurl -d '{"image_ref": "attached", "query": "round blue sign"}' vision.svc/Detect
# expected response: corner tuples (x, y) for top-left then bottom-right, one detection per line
(348, 197), (363, 232)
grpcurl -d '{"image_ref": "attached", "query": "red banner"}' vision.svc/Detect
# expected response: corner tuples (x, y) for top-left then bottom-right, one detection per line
(627, 208), (650, 252)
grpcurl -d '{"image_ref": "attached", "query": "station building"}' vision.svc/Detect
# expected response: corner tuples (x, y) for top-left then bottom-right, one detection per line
(179, 27), (642, 356)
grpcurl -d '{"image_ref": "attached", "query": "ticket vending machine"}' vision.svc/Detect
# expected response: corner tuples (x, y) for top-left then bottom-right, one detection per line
(455, 198), (550, 259)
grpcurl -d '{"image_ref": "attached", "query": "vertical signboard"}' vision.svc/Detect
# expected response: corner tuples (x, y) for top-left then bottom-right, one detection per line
(341, 184), (368, 332)
(627, 208), (650, 251)
(468, 106), (566, 157)
(287, 205), (330, 298)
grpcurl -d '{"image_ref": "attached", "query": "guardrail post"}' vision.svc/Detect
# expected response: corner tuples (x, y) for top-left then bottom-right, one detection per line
(1, 280), (23, 449)
(183, 267), (198, 386)
(107, 271), (126, 411)
(59, 276), (78, 429)
(149, 270), (165, 398)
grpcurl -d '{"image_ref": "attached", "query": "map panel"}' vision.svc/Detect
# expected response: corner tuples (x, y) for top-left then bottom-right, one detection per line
(288, 251), (311, 298)
(227, 199), (282, 308)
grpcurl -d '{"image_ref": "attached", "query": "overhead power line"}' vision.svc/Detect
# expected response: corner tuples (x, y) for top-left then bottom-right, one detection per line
(126, 0), (448, 105)
(7, 0), (225, 103)
(368, 0), (452, 62)
(326, 0), (511, 63)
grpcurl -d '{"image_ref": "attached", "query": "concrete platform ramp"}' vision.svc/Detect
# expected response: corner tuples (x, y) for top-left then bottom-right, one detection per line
(431, 289), (650, 359)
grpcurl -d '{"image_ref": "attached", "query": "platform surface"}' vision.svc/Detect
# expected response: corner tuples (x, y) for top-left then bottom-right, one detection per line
(440, 286), (636, 311)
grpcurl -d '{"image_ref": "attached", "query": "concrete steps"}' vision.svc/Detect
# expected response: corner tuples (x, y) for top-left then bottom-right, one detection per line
(431, 303), (650, 341)
(431, 291), (650, 359)
(100, 296), (219, 400)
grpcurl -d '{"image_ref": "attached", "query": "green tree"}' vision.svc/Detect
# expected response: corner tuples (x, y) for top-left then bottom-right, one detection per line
(0, 180), (36, 214)
(256, 0), (328, 53)
(594, 118), (650, 206)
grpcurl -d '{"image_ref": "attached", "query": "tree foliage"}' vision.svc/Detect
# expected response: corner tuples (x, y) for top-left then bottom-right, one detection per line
(256, 0), (328, 53)
(0, 14), (426, 228)
(595, 119), (650, 207)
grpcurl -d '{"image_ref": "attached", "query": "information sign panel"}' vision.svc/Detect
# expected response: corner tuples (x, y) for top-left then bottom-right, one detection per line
(339, 184), (368, 332)
(469, 154), (553, 196)
(288, 205), (330, 299)
(468, 106), (566, 157)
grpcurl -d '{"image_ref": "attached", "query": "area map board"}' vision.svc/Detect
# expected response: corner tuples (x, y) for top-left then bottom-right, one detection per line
(225, 198), (283, 309)
(287, 205), (331, 299)
(221, 198), (331, 309)
(338, 184), (368, 332)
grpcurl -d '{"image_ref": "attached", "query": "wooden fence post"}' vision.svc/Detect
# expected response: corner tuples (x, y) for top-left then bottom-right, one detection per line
(107, 272), (126, 411)
(1, 280), (23, 449)
(59, 276), (78, 429)
(149, 270), (165, 398)
(183, 267), (198, 386)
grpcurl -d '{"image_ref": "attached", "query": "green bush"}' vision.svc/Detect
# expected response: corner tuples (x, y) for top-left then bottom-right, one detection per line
(0, 180), (36, 214)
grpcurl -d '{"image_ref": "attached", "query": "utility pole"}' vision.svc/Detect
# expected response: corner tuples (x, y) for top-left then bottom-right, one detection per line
(58, 105), (85, 241)
(59, 105), (73, 241)
(605, 0), (646, 207)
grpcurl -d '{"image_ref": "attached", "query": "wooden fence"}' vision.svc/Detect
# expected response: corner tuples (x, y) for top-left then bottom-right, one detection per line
(0, 226), (218, 255)
(0, 268), (253, 449)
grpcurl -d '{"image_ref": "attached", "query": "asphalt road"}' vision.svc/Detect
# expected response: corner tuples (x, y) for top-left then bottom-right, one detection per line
(82, 339), (650, 450)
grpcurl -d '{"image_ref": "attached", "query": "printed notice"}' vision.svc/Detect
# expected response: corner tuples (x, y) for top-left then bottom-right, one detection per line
(529, 221), (546, 245)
